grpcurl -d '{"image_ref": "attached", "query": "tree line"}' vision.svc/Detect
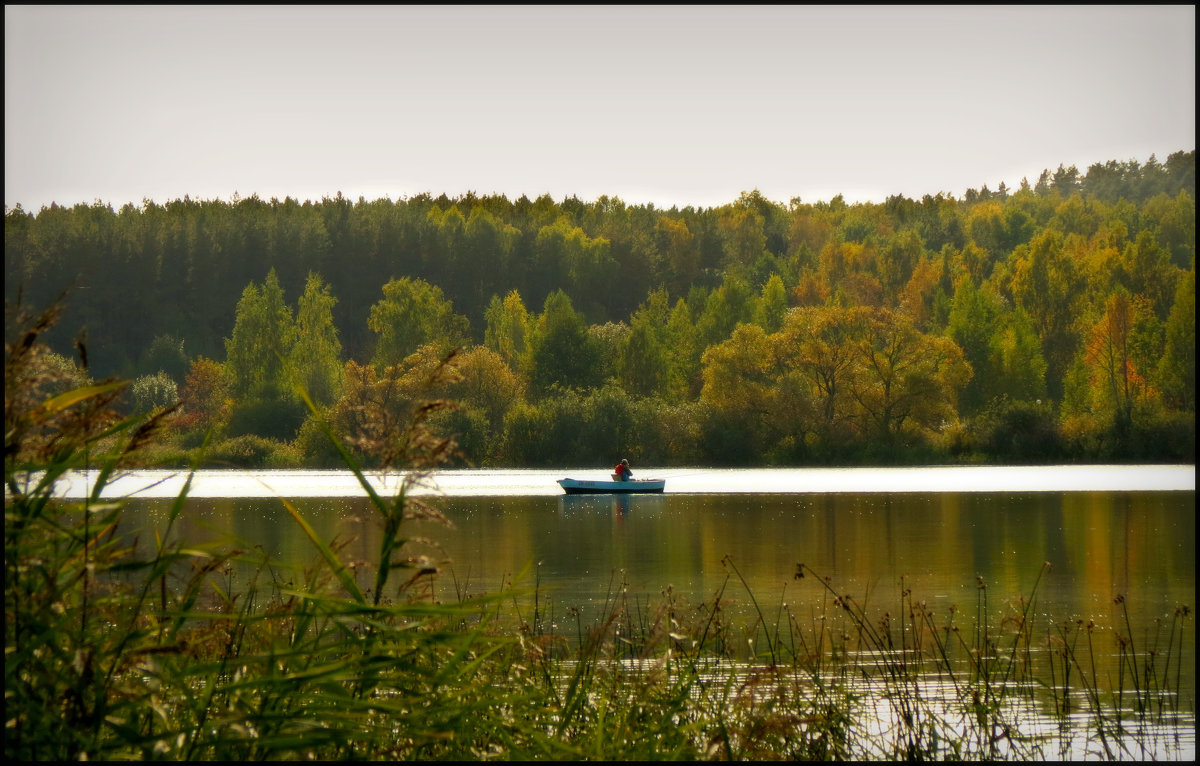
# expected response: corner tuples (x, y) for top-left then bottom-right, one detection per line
(4, 151), (1195, 466)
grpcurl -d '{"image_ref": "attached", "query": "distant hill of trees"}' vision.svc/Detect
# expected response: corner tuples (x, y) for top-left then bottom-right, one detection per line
(5, 150), (1195, 466)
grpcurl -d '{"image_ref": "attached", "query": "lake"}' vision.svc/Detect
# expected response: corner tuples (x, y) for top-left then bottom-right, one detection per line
(64, 467), (1194, 616)
(89, 466), (1192, 659)
(119, 486), (1195, 635)
(55, 464), (1196, 498)
(59, 465), (1194, 759)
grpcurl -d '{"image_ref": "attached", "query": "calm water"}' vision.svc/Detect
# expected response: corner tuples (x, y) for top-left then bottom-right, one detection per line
(58, 464), (1195, 498)
(83, 466), (1193, 759)
(108, 468), (1193, 667)
(119, 487), (1194, 627)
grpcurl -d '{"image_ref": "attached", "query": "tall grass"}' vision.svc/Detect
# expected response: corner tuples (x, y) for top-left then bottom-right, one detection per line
(5, 305), (1193, 760)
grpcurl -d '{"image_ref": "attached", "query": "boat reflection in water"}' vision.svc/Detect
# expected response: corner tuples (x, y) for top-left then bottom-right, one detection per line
(558, 493), (665, 517)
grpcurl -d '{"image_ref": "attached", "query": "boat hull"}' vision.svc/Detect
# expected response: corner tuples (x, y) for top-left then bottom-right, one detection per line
(557, 478), (665, 494)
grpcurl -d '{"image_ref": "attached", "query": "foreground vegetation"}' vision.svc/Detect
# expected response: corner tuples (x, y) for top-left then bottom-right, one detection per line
(6, 312), (1193, 760)
(5, 151), (1196, 466)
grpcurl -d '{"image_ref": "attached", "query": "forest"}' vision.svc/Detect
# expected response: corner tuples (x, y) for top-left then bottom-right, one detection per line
(4, 151), (1195, 467)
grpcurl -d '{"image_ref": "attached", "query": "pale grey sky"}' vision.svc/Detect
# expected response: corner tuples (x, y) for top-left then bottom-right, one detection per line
(4, 5), (1195, 212)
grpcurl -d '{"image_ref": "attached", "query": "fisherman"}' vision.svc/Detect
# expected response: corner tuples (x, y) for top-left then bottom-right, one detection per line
(614, 458), (633, 481)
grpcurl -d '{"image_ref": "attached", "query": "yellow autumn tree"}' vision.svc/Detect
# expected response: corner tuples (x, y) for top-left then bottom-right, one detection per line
(847, 308), (973, 445)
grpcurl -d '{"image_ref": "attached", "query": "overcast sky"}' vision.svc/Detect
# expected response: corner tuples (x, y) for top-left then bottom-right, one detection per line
(4, 5), (1195, 212)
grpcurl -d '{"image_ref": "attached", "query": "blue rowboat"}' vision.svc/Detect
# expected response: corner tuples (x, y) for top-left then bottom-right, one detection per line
(557, 477), (666, 494)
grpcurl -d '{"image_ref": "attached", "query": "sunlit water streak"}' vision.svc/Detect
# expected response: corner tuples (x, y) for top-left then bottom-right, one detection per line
(559, 658), (1194, 761)
(832, 674), (1193, 761)
(45, 464), (1196, 499)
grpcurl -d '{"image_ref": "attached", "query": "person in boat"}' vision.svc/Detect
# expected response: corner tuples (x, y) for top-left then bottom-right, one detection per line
(614, 458), (633, 482)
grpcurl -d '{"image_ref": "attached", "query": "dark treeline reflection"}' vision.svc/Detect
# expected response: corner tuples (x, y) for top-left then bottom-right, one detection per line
(123, 491), (1194, 657)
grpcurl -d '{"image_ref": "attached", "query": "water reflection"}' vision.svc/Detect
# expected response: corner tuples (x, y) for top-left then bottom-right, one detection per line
(119, 490), (1194, 695)
(104, 485), (1195, 761)
(557, 493), (650, 517)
